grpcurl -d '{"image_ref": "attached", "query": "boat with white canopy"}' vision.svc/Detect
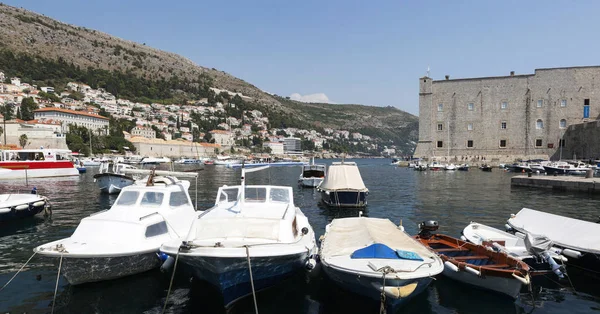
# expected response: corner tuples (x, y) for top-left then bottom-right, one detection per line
(317, 161), (368, 208)
(34, 169), (199, 285)
(160, 165), (317, 308)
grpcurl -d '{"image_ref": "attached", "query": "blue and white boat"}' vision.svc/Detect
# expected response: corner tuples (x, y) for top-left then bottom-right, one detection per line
(160, 166), (317, 308)
(317, 161), (368, 208)
(320, 217), (443, 310)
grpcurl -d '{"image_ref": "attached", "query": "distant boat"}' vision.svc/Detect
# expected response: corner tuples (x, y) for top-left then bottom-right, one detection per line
(139, 156), (171, 165)
(479, 164), (493, 172)
(457, 164), (469, 171)
(174, 158), (203, 164)
(298, 159), (326, 188)
(0, 148), (79, 179)
(317, 161), (368, 208)
(93, 163), (139, 194)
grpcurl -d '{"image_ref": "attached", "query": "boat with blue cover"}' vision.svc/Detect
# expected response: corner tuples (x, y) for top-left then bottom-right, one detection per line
(160, 165), (317, 309)
(319, 217), (444, 310)
(414, 221), (531, 299)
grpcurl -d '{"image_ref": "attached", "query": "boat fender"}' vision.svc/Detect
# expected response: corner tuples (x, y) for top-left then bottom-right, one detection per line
(14, 204), (29, 211)
(464, 266), (481, 277)
(159, 255), (175, 273)
(305, 258), (317, 271)
(301, 227), (309, 235)
(444, 261), (459, 272)
(492, 242), (506, 253)
(0, 207), (11, 214)
(504, 224), (514, 232)
(512, 273), (530, 285)
(561, 249), (582, 259)
(460, 235), (467, 241)
(32, 201), (46, 207)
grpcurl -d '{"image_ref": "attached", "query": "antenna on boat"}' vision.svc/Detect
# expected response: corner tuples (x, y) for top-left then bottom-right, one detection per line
(239, 160), (246, 204)
(146, 168), (156, 186)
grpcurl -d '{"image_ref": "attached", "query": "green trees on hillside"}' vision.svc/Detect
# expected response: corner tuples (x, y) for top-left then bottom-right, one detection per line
(20, 97), (38, 120)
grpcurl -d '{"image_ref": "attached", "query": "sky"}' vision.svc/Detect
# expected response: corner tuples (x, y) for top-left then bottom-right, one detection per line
(4, 0), (600, 115)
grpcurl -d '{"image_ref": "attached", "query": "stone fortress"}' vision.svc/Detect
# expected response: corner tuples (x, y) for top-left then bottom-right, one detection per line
(414, 66), (600, 163)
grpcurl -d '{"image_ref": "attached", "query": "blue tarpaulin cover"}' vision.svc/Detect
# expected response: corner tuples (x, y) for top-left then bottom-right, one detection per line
(351, 243), (399, 259)
(396, 250), (423, 261)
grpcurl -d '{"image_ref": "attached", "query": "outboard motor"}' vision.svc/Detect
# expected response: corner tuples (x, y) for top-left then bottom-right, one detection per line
(524, 233), (565, 279)
(418, 220), (439, 239)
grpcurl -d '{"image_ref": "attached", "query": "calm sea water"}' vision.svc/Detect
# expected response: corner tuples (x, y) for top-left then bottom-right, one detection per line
(1, 159), (599, 314)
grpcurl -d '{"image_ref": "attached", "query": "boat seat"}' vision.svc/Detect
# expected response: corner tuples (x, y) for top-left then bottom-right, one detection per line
(453, 255), (489, 260)
(435, 248), (469, 252)
(483, 264), (510, 268)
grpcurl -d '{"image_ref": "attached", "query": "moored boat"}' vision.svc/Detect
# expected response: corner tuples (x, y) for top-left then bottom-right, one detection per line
(320, 217), (444, 309)
(0, 149), (79, 179)
(160, 165), (317, 308)
(0, 190), (50, 222)
(317, 161), (368, 208)
(298, 160), (326, 188)
(93, 162), (139, 194)
(34, 170), (199, 285)
(414, 221), (531, 299)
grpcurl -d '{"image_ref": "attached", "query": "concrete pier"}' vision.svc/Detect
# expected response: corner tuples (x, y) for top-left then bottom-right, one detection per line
(511, 175), (600, 193)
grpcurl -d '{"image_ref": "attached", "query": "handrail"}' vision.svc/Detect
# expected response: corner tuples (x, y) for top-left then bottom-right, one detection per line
(281, 203), (291, 219)
(139, 212), (160, 221)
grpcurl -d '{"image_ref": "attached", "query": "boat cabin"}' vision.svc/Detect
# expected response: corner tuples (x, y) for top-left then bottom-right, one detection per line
(301, 164), (326, 178)
(0, 149), (73, 162)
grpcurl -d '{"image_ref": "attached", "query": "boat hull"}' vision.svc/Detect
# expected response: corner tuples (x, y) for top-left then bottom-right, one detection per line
(442, 266), (522, 298)
(322, 262), (433, 308)
(320, 190), (367, 208)
(178, 251), (309, 307)
(0, 161), (79, 179)
(299, 177), (323, 188)
(93, 173), (135, 194)
(48, 252), (161, 285)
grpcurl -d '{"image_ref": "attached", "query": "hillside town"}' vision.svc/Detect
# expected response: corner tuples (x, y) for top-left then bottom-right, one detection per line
(0, 72), (399, 158)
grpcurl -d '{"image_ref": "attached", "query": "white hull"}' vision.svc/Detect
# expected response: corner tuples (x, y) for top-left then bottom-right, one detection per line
(82, 161), (101, 166)
(94, 174), (136, 194)
(0, 167), (79, 180)
(299, 177), (323, 187)
(442, 266), (523, 298)
(213, 159), (243, 165)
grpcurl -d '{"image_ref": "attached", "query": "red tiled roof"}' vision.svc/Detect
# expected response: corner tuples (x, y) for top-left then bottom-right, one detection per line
(34, 107), (109, 120)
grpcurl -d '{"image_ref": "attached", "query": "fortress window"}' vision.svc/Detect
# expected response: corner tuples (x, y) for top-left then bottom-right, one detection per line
(536, 119), (544, 129)
(437, 141), (443, 148)
(467, 103), (474, 111)
(561, 99), (567, 107)
(467, 140), (473, 148)
(560, 119), (567, 128)
(437, 123), (443, 131)
(501, 121), (507, 129)
(438, 104), (443, 112)
(535, 139), (543, 147)
(499, 140), (507, 148)
(467, 123), (473, 131)
(537, 100), (543, 108)
(501, 102), (508, 109)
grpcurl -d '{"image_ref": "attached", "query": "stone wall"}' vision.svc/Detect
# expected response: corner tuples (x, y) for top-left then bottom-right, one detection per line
(557, 120), (600, 160)
(415, 66), (600, 161)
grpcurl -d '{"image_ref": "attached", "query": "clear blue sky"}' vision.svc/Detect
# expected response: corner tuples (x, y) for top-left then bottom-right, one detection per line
(4, 0), (600, 115)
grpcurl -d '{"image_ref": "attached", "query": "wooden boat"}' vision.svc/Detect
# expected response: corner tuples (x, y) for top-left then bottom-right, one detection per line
(414, 221), (531, 299)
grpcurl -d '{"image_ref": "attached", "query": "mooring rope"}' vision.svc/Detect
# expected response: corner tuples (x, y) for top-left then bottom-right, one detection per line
(0, 251), (37, 292)
(51, 254), (63, 314)
(162, 249), (181, 314)
(245, 245), (259, 314)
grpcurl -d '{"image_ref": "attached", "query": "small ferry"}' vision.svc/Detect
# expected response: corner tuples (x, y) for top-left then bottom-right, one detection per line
(0, 148), (79, 179)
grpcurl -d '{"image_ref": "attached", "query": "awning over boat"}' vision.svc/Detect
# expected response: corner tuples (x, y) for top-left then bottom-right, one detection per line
(319, 162), (368, 192)
(321, 217), (435, 260)
(508, 208), (600, 255)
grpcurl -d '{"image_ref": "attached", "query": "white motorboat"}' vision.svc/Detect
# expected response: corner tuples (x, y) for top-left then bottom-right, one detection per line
(298, 160), (326, 188)
(34, 171), (199, 285)
(160, 165), (317, 308)
(93, 163), (139, 194)
(0, 149), (79, 179)
(320, 217), (443, 309)
(174, 158), (203, 164)
(317, 161), (368, 208)
(462, 222), (566, 278)
(444, 164), (457, 171)
(213, 155), (244, 166)
(80, 158), (101, 167)
(507, 208), (600, 272)
(139, 156), (171, 165)
(0, 191), (50, 222)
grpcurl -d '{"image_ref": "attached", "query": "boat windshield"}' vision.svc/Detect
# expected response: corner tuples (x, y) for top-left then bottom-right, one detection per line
(244, 187), (267, 202)
(217, 186), (292, 204)
(116, 191), (139, 206)
(141, 192), (164, 207)
(269, 188), (290, 203)
(169, 191), (191, 207)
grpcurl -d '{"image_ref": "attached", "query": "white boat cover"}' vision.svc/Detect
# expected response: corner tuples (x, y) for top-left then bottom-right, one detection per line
(319, 162), (368, 191)
(508, 208), (600, 255)
(321, 217), (435, 259)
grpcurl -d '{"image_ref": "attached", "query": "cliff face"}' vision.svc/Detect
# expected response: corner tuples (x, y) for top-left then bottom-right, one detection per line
(0, 3), (418, 153)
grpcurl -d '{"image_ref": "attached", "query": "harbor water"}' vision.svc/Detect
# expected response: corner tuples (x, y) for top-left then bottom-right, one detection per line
(1, 158), (599, 313)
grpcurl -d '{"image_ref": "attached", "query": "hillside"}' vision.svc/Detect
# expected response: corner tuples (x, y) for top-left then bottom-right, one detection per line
(0, 3), (418, 153)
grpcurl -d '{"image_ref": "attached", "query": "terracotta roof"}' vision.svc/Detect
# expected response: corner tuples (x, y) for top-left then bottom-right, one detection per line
(34, 107), (109, 120)
(210, 129), (231, 134)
